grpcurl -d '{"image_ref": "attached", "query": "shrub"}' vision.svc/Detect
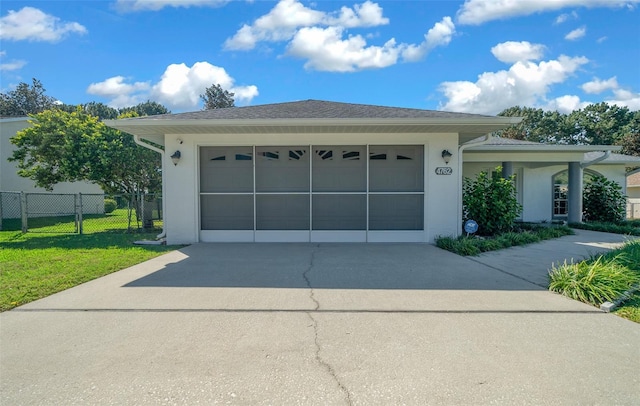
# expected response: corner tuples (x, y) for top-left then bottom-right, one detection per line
(435, 225), (573, 256)
(463, 168), (522, 235)
(583, 175), (627, 223)
(549, 253), (640, 306)
(104, 198), (117, 214)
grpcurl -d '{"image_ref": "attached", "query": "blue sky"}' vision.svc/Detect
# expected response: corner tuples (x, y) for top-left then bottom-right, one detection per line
(1, 0), (639, 115)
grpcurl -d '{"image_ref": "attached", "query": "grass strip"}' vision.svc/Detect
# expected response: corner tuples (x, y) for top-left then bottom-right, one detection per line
(0, 231), (177, 311)
(435, 225), (574, 256)
(570, 220), (640, 236)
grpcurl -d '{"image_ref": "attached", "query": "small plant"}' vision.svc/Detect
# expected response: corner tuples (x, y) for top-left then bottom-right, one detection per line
(548, 251), (640, 306)
(463, 168), (522, 235)
(570, 221), (640, 236)
(583, 175), (627, 223)
(435, 225), (573, 256)
(104, 198), (117, 214)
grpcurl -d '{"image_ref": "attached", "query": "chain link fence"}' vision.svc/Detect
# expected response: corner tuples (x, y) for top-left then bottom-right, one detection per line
(0, 192), (162, 233)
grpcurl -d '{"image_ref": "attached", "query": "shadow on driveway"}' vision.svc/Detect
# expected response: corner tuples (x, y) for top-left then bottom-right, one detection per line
(123, 243), (542, 291)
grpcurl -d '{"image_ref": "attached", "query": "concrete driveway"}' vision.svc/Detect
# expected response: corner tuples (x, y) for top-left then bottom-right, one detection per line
(1, 231), (639, 405)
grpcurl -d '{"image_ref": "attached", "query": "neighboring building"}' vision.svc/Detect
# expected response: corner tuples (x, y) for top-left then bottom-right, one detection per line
(105, 100), (639, 244)
(1, 117), (103, 219)
(627, 171), (640, 219)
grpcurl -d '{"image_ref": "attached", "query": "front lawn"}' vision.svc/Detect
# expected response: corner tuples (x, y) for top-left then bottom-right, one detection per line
(0, 230), (177, 311)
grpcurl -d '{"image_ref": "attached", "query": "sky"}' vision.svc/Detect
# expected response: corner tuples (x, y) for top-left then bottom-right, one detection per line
(1, 0), (639, 115)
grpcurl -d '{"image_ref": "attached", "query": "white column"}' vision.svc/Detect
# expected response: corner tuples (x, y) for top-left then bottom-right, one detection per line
(567, 162), (583, 223)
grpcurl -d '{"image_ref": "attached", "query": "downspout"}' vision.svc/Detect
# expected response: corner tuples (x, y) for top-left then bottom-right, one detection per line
(581, 150), (611, 169)
(133, 135), (166, 240)
(456, 134), (494, 235)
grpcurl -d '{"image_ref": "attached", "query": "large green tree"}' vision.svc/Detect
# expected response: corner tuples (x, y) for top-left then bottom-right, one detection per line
(9, 108), (161, 195)
(497, 102), (637, 147)
(0, 79), (57, 116)
(200, 84), (235, 110)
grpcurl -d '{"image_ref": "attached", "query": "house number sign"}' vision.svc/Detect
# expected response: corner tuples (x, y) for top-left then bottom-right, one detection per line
(435, 167), (453, 175)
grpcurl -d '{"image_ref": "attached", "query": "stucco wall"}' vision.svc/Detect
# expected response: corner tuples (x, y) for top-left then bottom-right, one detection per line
(162, 132), (461, 244)
(462, 162), (628, 223)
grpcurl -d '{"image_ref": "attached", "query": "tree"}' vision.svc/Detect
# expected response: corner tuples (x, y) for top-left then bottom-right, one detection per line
(566, 102), (633, 145)
(9, 107), (161, 195)
(496, 106), (572, 144)
(616, 110), (640, 157)
(0, 78), (57, 116)
(200, 84), (235, 110)
(119, 100), (170, 117)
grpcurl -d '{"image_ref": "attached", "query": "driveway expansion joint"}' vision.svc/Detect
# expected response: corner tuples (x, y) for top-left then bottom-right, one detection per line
(302, 245), (353, 406)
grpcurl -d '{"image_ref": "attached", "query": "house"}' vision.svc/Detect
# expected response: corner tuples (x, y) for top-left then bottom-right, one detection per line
(463, 138), (640, 222)
(1, 117), (103, 219)
(628, 171), (640, 219)
(105, 100), (639, 245)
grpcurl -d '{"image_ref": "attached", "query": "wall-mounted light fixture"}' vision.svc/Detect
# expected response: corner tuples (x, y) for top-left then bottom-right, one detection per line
(170, 150), (181, 166)
(441, 149), (453, 165)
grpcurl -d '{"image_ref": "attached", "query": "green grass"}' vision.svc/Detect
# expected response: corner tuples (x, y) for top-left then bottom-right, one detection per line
(548, 240), (640, 321)
(435, 225), (574, 256)
(0, 228), (177, 312)
(613, 291), (640, 323)
(569, 220), (640, 236)
(1, 208), (163, 234)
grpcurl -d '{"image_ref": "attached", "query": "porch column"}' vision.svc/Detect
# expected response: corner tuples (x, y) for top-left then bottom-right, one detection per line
(567, 162), (583, 223)
(501, 162), (514, 178)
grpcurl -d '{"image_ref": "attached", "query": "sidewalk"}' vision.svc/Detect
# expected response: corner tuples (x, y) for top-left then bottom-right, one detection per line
(469, 228), (638, 287)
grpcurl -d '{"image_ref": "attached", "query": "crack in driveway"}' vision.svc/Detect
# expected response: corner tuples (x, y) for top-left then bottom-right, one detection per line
(302, 245), (353, 406)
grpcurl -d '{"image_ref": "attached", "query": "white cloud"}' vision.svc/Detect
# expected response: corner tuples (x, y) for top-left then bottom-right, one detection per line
(607, 88), (640, 110)
(0, 52), (27, 71)
(0, 6), (87, 42)
(490, 41), (545, 63)
(401, 17), (455, 62)
(456, 0), (638, 25)
(287, 26), (400, 72)
(87, 76), (151, 108)
(544, 95), (589, 113)
(0, 59), (27, 72)
(226, 0), (454, 72)
(87, 62), (258, 110)
(224, 0), (388, 51)
(115, 0), (228, 12)
(438, 54), (589, 114)
(581, 77), (619, 94)
(554, 11), (578, 24)
(565, 26), (586, 40)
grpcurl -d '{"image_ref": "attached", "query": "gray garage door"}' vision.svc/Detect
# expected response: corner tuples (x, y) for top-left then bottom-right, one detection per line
(200, 145), (423, 238)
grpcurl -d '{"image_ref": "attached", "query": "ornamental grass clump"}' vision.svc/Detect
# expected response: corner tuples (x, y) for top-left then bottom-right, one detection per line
(548, 252), (640, 306)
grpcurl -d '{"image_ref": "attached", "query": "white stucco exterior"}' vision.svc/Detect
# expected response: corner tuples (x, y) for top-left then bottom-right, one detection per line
(161, 131), (461, 245)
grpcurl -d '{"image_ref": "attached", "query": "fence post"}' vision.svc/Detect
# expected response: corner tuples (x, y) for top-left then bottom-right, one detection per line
(77, 193), (83, 235)
(20, 192), (28, 233)
(0, 192), (3, 231)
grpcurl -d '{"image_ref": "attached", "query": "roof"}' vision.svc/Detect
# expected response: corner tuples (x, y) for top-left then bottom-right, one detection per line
(628, 172), (640, 187)
(124, 99), (495, 121)
(467, 136), (626, 158)
(104, 99), (521, 145)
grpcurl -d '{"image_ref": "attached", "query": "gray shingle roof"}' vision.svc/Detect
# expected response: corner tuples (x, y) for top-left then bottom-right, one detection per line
(127, 99), (495, 121)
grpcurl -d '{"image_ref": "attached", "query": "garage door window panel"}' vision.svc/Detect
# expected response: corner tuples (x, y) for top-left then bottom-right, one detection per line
(200, 147), (253, 193)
